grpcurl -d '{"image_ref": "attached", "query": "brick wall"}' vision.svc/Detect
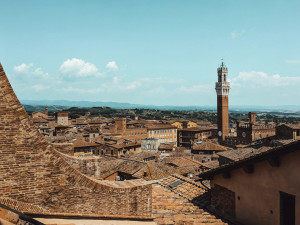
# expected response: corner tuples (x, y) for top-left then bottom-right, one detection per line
(217, 95), (229, 140)
(0, 63), (152, 218)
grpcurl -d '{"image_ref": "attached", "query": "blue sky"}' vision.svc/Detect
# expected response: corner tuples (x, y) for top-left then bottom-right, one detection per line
(1, 0), (300, 106)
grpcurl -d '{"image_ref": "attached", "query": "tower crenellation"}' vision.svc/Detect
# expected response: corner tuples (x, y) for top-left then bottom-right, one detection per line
(216, 61), (230, 96)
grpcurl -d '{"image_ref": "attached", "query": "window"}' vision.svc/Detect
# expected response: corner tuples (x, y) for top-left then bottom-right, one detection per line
(296, 130), (300, 136)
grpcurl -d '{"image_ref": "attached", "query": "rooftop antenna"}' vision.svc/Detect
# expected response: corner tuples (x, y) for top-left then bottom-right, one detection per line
(221, 58), (224, 67)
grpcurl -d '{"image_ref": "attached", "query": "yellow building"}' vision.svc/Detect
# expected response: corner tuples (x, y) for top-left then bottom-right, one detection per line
(171, 120), (197, 129)
(147, 125), (177, 144)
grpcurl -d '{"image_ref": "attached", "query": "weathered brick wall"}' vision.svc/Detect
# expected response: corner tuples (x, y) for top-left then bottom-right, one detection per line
(0, 63), (152, 218)
(211, 184), (235, 217)
(217, 95), (229, 140)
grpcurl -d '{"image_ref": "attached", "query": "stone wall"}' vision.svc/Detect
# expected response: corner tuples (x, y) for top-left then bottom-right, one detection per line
(211, 184), (235, 218)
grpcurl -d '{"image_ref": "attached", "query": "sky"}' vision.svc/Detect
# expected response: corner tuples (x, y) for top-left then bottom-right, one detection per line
(1, 0), (300, 106)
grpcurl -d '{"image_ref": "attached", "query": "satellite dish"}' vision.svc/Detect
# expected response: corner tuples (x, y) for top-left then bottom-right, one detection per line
(242, 132), (246, 138)
(218, 131), (222, 136)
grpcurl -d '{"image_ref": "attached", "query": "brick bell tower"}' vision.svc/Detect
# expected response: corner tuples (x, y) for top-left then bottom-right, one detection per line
(215, 61), (230, 141)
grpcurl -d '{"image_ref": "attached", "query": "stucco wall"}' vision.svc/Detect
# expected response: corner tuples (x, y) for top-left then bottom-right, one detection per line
(211, 150), (300, 225)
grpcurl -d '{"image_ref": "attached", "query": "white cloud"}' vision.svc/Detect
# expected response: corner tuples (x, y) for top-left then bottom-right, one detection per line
(14, 63), (33, 73)
(32, 84), (51, 91)
(177, 84), (211, 93)
(60, 86), (104, 94)
(139, 77), (185, 84)
(231, 71), (300, 88)
(10, 63), (59, 95)
(228, 71), (300, 105)
(59, 58), (104, 77)
(106, 61), (118, 71)
(12, 63), (52, 80)
(230, 30), (245, 39)
(285, 59), (300, 64)
(111, 76), (141, 90)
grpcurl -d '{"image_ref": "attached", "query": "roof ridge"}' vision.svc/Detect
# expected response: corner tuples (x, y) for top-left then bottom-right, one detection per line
(182, 156), (210, 168)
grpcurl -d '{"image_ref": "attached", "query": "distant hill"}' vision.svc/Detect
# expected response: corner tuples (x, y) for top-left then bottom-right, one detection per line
(20, 99), (214, 111)
(23, 104), (69, 113)
(20, 99), (300, 113)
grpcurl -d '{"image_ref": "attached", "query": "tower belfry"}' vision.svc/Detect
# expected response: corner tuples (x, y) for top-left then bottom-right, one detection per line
(215, 60), (230, 141)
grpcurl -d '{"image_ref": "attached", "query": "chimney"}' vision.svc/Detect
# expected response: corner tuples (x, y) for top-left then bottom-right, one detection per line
(182, 121), (188, 129)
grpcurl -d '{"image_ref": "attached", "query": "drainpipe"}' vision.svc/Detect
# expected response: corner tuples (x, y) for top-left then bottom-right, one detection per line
(195, 178), (210, 191)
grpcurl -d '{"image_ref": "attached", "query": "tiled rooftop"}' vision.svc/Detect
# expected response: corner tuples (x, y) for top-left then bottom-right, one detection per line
(72, 139), (100, 148)
(193, 142), (228, 152)
(217, 146), (271, 162)
(279, 123), (300, 129)
(157, 174), (206, 201)
(163, 156), (208, 169)
(152, 184), (228, 225)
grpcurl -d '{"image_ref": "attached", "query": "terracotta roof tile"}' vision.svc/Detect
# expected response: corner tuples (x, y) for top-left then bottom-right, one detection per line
(73, 139), (100, 148)
(152, 184), (229, 225)
(193, 142), (228, 151)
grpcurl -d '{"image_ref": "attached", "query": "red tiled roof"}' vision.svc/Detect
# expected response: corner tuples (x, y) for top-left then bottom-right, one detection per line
(179, 127), (216, 132)
(279, 123), (300, 129)
(110, 141), (141, 149)
(73, 139), (100, 148)
(201, 140), (300, 179)
(193, 141), (227, 151)
(32, 117), (48, 123)
(158, 143), (175, 150)
(152, 183), (229, 225)
(146, 124), (177, 130)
